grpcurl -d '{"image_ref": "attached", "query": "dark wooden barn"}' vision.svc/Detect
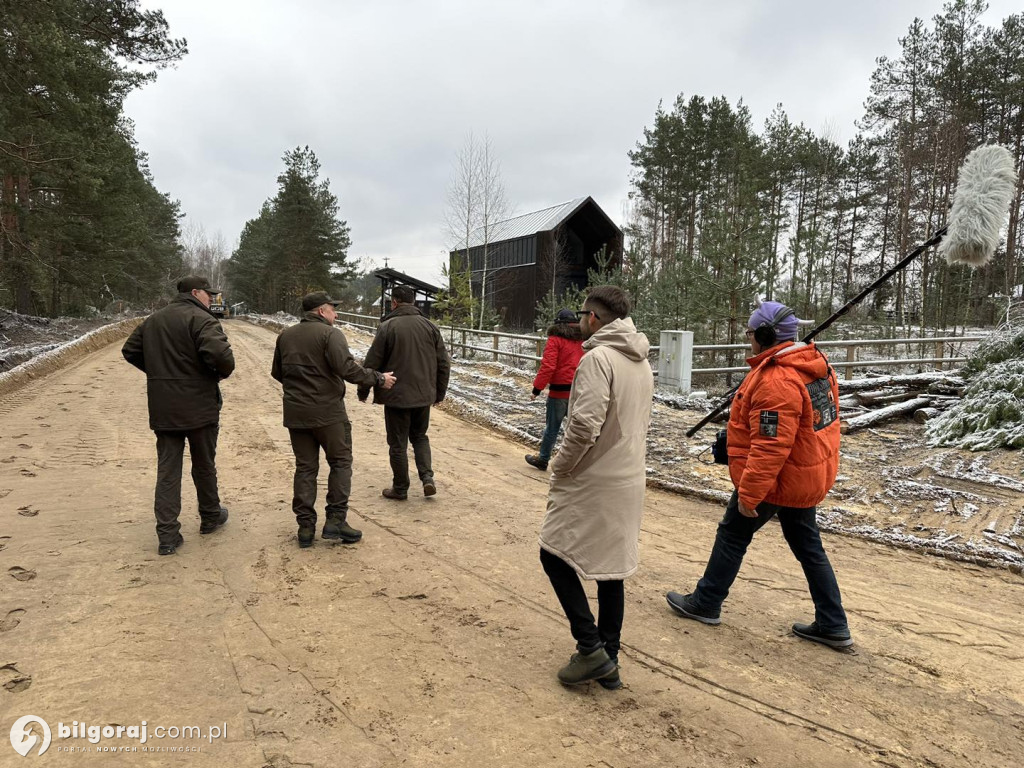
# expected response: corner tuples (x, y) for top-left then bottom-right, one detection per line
(449, 196), (623, 329)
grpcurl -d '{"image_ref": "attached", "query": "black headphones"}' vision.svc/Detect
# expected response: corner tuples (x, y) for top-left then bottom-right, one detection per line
(753, 305), (796, 348)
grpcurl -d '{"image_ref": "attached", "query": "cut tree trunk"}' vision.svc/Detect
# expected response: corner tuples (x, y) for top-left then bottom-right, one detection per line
(840, 396), (933, 434)
(839, 372), (965, 393)
(854, 389), (924, 406)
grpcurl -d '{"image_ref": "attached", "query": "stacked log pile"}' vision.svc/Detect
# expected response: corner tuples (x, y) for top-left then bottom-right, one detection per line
(837, 372), (966, 434)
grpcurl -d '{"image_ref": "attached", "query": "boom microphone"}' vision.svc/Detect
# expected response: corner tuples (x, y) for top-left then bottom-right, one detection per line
(939, 144), (1017, 267)
(685, 143), (1019, 438)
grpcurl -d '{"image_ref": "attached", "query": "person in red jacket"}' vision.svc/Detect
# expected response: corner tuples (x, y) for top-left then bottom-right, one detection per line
(525, 309), (584, 471)
(666, 302), (852, 649)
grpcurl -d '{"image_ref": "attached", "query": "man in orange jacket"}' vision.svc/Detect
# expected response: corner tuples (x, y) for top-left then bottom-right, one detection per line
(666, 302), (852, 649)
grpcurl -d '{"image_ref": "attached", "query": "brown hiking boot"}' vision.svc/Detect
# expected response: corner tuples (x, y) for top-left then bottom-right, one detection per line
(525, 454), (548, 471)
(382, 488), (408, 501)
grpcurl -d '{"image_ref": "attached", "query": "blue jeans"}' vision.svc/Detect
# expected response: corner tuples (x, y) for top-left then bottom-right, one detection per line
(538, 397), (569, 461)
(693, 491), (849, 634)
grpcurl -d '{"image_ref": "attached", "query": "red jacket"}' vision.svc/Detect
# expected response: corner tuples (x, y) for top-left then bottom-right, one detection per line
(727, 341), (840, 509)
(533, 333), (584, 399)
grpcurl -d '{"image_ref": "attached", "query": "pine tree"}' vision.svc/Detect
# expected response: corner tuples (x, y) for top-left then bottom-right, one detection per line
(0, 0), (186, 315)
(225, 147), (354, 314)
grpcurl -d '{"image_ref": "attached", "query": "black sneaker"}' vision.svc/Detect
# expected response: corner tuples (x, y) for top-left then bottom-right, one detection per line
(297, 527), (315, 548)
(199, 507), (229, 535)
(423, 480), (437, 497)
(792, 621), (853, 649)
(557, 647), (616, 685)
(322, 517), (362, 543)
(382, 488), (407, 501)
(525, 454), (548, 471)
(158, 534), (184, 556)
(666, 591), (721, 625)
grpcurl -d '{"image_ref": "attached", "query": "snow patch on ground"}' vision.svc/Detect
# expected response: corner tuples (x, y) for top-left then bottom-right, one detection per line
(0, 308), (141, 371)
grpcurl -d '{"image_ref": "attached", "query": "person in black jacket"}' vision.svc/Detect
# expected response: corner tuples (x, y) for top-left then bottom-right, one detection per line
(122, 276), (235, 555)
(272, 292), (396, 548)
(358, 285), (450, 500)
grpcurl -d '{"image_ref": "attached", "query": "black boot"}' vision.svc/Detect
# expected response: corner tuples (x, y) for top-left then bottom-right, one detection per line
(158, 533), (184, 556)
(199, 507), (229, 535)
(323, 516), (362, 543)
(597, 665), (622, 690)
(556, 647), (615, 685)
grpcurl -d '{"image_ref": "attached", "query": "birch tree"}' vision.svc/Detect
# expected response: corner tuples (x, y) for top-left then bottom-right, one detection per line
(444, 133), (480, 282)
(442, 132), (511, 329)
(476, 134), (510, 328)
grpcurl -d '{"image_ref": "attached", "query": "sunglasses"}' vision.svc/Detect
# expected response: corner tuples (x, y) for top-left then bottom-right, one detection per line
(575, 309), (601, 322)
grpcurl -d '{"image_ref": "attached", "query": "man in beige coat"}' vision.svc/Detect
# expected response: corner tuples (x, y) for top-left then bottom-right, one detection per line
(539, 285), (654, 689)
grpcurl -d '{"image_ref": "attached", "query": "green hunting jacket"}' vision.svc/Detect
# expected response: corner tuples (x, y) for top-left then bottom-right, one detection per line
(122, 294), (235, 431)
(271, 313), (383, 429)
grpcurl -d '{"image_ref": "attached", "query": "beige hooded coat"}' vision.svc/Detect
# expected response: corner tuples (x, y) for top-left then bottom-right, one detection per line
(539, 317), (654, 580)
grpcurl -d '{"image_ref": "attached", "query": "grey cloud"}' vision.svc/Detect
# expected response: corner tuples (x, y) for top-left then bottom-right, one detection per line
(126, 0), (1022, 285)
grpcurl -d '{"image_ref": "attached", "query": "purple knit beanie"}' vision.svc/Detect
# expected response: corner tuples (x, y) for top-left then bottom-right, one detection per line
(748, 301), (800, 342)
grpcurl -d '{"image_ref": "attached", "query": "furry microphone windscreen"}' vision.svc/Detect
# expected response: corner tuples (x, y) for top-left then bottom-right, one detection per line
(939, 144), (1017, 267)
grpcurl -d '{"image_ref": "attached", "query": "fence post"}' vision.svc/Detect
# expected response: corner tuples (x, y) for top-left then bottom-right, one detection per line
(536, 337), (544, 371)
(845, 344), (857, 381)
(493, 325), (500, 362)
(934, 340), (944, 371)
(461, 329), (467, 358)
(658, 331), (693, 393)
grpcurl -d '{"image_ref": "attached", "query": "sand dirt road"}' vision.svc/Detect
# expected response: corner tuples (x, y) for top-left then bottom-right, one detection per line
(1, 321), (1021, 768)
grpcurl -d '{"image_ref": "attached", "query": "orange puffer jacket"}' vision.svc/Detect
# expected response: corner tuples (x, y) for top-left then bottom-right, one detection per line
(727, 342), (840, 509)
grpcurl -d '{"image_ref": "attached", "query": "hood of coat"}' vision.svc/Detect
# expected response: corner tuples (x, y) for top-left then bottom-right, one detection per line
(583, 317), (649, 361)
(547, 321), (582, 341)
(746, 341), (829, 379)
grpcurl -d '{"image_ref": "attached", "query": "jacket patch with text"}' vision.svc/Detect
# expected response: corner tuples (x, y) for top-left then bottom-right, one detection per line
(806, 377), (838, 431)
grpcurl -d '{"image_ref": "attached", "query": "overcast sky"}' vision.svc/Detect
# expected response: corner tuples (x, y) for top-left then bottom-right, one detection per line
(125, 0), (1020, 285)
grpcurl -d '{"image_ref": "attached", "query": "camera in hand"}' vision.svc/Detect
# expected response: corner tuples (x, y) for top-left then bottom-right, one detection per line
(711, 429), (729, 465)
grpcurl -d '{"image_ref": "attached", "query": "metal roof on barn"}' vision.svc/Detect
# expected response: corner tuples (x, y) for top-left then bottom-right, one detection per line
(371, 267), (440, 295)
(459, 197), (592, 249)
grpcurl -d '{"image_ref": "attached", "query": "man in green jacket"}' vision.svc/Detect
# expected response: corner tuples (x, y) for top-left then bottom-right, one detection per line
(358, 285), (450, 500)
(272, 292), (396, 548)
(122, 276), (235, 556)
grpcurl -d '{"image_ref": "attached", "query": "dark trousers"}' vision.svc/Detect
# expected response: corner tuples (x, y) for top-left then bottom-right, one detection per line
(538, 396), (570, 461)
(154, 424), (221, 544)
(540, 548), (625, 662)
(288, 421), (353, 529)
(384, 405), (433, 493)
(693, 491), (849, 633)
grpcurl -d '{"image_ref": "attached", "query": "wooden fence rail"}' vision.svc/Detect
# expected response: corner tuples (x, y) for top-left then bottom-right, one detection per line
(333, 311), (986, 389)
